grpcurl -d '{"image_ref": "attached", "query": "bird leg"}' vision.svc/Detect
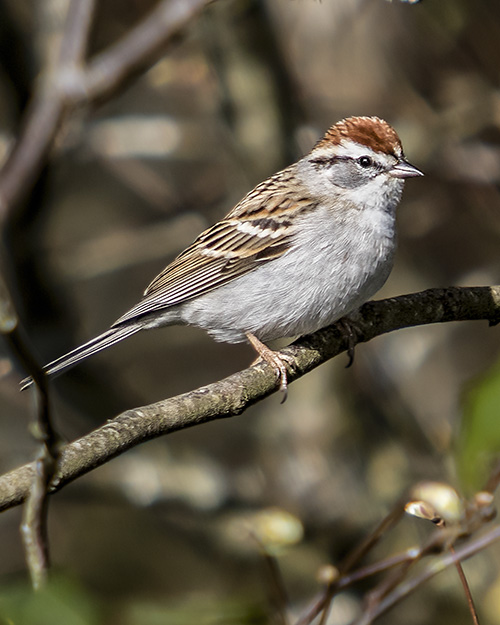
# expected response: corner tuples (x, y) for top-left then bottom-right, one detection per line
(246, 332), (295, 402)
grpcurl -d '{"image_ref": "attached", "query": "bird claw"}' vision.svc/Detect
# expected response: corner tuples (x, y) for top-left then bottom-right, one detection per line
(272, 352), (296, 403)
(337, 318), (360, 368)
(246, 333), (295, 402)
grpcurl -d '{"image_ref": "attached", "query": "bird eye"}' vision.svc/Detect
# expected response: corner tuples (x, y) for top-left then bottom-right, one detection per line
(357, 156), (373, 168)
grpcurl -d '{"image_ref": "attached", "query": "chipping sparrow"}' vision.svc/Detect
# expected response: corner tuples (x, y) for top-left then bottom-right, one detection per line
(21, 116), (422, 395)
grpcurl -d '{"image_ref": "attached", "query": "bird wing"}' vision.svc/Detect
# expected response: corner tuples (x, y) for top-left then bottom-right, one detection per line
(113, 167), (318, 327)
(112, 220), (292, 326)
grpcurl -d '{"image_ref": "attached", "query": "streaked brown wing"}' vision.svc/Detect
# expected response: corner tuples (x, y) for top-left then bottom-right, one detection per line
(113, 162), (319, 326)
(112, 217), (294, 326)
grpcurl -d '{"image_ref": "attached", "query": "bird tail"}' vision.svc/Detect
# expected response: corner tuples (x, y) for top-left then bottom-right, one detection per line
(20, 324), (142, 390)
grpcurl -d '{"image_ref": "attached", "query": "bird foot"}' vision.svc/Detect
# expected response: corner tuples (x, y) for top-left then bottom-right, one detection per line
(246, 333), (295, 402)
(337, 317), (360, 368)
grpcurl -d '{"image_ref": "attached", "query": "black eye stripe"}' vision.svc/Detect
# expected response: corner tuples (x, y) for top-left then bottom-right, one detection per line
(309, 155), (380, 168)
(309, 155), (351, 166)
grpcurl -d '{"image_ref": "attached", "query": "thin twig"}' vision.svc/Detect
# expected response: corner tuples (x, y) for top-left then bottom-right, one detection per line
(0, 0), (212, 218)
(294, 549), (415, 625)
(0, 0), (94, 590)
(450, 545), (480, 625)
(0, 0), (215, 590)
(82, 0), (213, 101)
(261, 549), (290, 625)
(340, 501), (407, 575)
(0, 274), (61, 589)
(57, 0), (95, 69)
(20, 451), (57, 589)
(0, 1), (96, 220)
(352, 526), (500, 625)
(0, 93), (65, 218)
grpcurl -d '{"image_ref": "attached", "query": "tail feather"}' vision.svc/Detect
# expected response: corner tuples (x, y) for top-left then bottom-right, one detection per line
(20, 324), (141, 390)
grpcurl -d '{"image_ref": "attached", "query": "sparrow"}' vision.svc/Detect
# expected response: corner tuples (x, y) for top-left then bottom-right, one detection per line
(21, 116), (423, 396)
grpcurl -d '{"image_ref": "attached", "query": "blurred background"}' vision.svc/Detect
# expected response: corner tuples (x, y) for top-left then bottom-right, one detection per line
(1, 0), (500, 623)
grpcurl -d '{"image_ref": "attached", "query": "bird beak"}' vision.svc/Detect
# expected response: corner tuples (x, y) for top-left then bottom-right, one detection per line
(390, 160), (424, 179)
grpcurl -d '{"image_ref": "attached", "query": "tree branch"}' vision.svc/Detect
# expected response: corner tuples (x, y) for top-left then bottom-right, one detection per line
(0, 0), (213, 588)
(0, 0), (212, 218)
(82, 0), (213, 101)
(1, 285), (499, 514)
(353, 524), (500, 625)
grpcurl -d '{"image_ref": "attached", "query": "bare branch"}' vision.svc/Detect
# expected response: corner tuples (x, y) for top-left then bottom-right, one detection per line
(1, 285), (499, 514)
(0, 1), (96, 219)
(0, 93), (65, 219)
(0, 0), (212, 218)
(353, 525), (500, 624)
(0, 273), (61, 588)
(57, 0), (96, 69)
(81, 0), (213, 101)
(20, 452), (57, 590)
(0, 0), (92, 589)
(295, 484), (497, 625)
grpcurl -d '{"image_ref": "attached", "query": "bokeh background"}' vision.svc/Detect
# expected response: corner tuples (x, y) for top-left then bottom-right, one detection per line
(1, 0), (500, 623)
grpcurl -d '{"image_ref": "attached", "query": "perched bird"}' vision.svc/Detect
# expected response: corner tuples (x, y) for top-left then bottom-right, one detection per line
(21, 116), (422, 396)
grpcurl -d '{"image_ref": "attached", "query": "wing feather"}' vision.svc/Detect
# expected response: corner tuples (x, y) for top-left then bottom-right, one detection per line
(112, 218), (294, 326)
(113, 167), (319, 327)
